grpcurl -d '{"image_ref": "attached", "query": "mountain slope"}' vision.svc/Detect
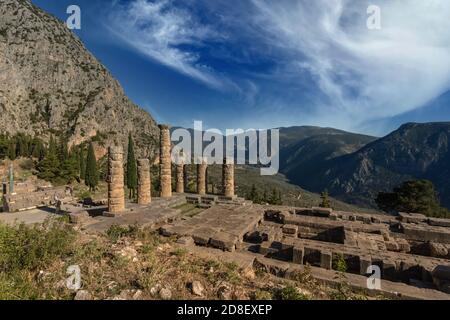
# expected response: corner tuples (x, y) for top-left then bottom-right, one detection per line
(299, 122), (450, 209)
(278, 126), (376, 178)
(0, 0), (159, 157)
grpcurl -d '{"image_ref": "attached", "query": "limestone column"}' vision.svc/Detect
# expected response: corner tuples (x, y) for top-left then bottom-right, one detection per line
(222, 157), (235, 197)
(175, 162), (184, 194)
(137, 159), (151, 205)
(159, 124), (172, 198)
(107, 146), (125, 213)
(9, 164), (14, 195)
(197, 158), (207, 196)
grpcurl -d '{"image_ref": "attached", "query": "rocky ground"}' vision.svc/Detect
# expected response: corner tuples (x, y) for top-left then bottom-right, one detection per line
(0, 219), (375, 300)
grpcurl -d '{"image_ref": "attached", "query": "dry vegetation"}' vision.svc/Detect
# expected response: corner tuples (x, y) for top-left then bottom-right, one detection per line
(0, 219), (375, 300)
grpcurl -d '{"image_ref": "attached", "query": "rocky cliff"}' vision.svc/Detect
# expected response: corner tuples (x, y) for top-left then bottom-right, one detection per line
(0, 0), (159, 158)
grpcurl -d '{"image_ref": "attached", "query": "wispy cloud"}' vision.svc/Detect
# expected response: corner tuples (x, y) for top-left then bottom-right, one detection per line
(246, 0), (450, 129)
(106, 0), (227, 89)
(105, 0), (450, 132)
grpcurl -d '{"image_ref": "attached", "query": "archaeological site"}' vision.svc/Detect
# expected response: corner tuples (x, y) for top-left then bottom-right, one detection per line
(2, 125), (449, 301)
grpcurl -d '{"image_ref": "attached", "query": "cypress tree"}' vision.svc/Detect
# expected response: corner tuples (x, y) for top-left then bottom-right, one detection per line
(79, 147), (86, 180)
(85, 142), (98, 191)
(126, 134), (138, 199)
(7, 140), (16, 160)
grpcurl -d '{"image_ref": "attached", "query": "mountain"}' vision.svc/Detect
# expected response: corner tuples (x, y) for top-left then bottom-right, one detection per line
(285, 122), (450, 209)
(0, 0), (159, 157)
(278, 126), (376, 178)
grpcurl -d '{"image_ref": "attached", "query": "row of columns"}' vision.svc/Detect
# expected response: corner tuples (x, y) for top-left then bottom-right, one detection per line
(107, 124), (235, 214)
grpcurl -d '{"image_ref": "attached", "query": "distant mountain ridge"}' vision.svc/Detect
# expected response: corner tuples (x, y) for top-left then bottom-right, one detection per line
(279, 122), (450, 210)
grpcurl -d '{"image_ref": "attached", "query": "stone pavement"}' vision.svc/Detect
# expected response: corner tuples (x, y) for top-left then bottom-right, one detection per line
(83, 195), (186, 234)
(161, 204), (264, 252)
(0, 208), (57, 225)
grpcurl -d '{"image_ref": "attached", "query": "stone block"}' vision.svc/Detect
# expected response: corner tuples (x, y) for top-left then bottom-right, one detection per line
(282, 224), (298, 235)
(311, 207), (332, 217)
(359, 256), (372, 275)
(210, 232), (237, 252)
(397, 238), (411, 253)
(428, 217), (450, 228)
(176, 236), (194, 246)
(382, 259), (397, 280)
(385, 240), (400, 252)
(292, 246), (304, 265)
(259, 241), (277, 256)
(320, 250), (332, 270)
(69, 211), (90, 224)
(429, 242), (448, 258)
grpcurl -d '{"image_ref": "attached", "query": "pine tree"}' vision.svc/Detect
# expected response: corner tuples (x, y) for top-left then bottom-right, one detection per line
(36, 138), (60, 182)
(126, 134), (138, 199)
(60, 152), (79, 183)
(320, 190), (331, 208)
(85, 142), (98, 191)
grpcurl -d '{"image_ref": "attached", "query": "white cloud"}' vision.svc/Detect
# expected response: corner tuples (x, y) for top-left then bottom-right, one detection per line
(106, 0), (226, 89)
(248, 0), (450, 127)
(106, 0), (450, 131)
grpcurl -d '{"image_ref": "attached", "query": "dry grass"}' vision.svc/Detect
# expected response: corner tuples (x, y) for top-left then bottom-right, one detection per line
(0, 220), (375, 300)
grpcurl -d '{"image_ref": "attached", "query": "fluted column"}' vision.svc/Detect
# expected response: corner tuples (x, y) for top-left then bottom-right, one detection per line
(159, 124), (172, 198)
(222, 157), (235, 197)
(176, 164), (184, 194)
(137, 159), (151, 205)
(108, 146), (125, 213)
(197, 158), (207, 195)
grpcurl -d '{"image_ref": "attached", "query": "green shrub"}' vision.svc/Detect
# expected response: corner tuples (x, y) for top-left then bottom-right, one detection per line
(272, 285), (308, 300)
(106, 224), (139, 243)
(333, 253), (347, 273)
(0, 219), (75, 273)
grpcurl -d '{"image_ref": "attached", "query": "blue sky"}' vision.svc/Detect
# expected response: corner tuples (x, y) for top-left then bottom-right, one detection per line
(32, 0), (450, 136)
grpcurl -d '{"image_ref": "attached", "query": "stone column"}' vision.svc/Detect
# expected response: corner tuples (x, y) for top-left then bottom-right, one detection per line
(222, 157), (235, 198)
(9, 164), (14, 195)
(107, 146), (125, 213)
(197, 158), (207, 195)
(159, 124), (172, 198)
(137, 159), (151, 205)
(176, 164), (184, 194)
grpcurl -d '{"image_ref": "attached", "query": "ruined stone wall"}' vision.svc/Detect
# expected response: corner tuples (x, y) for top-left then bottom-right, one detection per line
(107, 146), (125, 213)
(3, 186), (69, 212)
